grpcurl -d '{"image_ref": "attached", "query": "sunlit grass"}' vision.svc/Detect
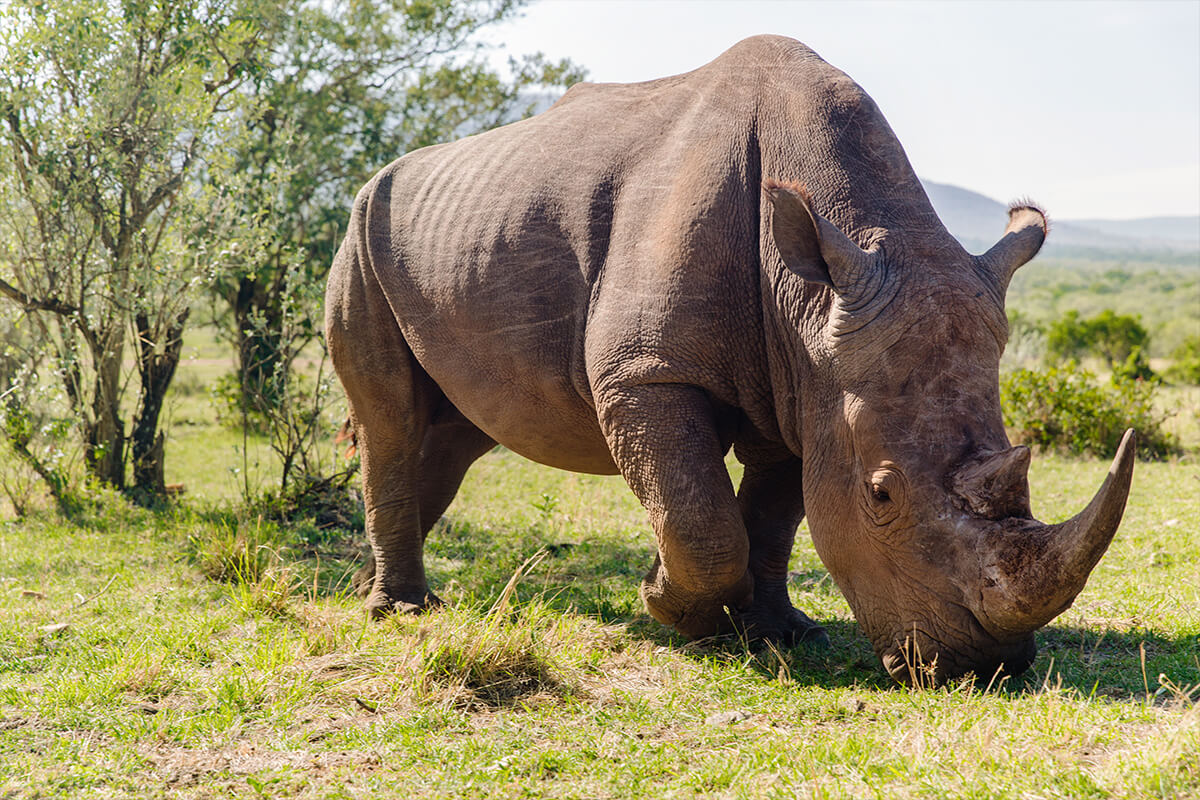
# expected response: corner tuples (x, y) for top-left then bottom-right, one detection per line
(1, 430), (1197, 797)
(0, 321), (1196, 797)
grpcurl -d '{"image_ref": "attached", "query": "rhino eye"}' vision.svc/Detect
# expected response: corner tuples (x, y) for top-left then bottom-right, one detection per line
(871, 485), (891, 504)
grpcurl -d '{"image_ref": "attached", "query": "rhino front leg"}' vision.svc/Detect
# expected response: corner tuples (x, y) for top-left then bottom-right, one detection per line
(732, 453), (828, 646)
(597, 385), (754, 638)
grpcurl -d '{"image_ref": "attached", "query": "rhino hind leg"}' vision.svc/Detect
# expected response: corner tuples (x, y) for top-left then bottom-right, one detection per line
(349, 393), (498, 603)
(731, 455), (829, 647)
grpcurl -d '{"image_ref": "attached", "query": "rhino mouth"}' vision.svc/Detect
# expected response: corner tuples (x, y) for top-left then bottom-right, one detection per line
(873, 609), (1038, 686)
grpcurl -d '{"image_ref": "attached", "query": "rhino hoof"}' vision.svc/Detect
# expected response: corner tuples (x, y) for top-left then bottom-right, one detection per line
(735, 606), (829, 649)
(796, 625), (830, 649)
(365, 590), (444, 619)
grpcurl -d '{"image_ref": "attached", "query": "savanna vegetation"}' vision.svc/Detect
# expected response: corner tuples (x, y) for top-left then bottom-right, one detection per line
(1, 1), (1198, 797)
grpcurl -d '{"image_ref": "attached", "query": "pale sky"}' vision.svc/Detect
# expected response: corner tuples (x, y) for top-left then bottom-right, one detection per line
(484, 0), (1200, 221)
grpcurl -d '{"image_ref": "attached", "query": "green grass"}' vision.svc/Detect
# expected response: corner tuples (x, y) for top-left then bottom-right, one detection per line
(0, 439), (1197, 797)
(0, 324), (1197, 797)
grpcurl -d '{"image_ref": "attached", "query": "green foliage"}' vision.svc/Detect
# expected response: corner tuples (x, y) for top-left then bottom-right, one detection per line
(210, 371), (269, 433)
(1044, 310), (1090, 362)
(1165, 335), (1200, 385)
(1112, 345), (1157, 383)
(250, 471), (363, 535)
(1006, 255), (1198, 358)
(0, 0), (268, 499)
(1001, 363), (1178, 459)
(1045, 309), (1150, 368)
(1004, 308), (1046, 364)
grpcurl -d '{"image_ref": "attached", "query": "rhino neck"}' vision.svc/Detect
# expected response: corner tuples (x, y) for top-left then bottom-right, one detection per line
(752, 45), (969, 453)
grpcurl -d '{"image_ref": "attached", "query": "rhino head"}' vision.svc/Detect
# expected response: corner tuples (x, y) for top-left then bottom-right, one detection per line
(764, 181), (1135, 684)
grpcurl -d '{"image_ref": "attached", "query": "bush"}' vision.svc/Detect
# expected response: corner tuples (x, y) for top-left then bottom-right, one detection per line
(1164, 336), (1200, 385)
(1111, 345), (1156, 383)
(1001, 363), (1178, 459)
(1045, 309), (1150, 368)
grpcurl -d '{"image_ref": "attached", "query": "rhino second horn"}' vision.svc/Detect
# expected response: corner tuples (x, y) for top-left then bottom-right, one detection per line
(952, 445), (1033, 520)
(975, 429), (1136, 639)
(979, 204), (1048, 291)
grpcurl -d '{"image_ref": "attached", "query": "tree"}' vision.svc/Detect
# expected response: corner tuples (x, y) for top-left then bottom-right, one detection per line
(0, 0), (269, 501)
(1085, 309), (1149, 368)
(0, 306), (78, 515)
(1165, 335), (1200, 385)
(212, 0), (583, 422)
(1044, 310), (1090, 364)
(1044, 309), (1150, 370)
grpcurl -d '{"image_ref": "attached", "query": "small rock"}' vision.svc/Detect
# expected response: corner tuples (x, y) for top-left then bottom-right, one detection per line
(839, 697), (867, 715)
(705, 710), (751, 726)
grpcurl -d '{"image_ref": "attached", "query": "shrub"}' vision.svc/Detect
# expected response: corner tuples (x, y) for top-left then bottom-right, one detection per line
(1111, 345), (1157, 383)
(1164, 335), (1200, 385)
(1045, 309), (1150, 368)
(1001, 363), (1178, 459)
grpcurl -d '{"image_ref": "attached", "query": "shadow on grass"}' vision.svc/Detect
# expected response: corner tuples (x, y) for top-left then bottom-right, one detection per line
(1024, 625), (1200, 701)
(267, 513), (1199, 701)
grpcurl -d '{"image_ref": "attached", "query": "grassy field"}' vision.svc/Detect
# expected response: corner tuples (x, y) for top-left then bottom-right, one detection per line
(0, 353), (1198, 797)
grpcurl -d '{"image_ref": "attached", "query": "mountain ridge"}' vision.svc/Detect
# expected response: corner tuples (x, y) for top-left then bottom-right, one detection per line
(920, 179), (1200, 255)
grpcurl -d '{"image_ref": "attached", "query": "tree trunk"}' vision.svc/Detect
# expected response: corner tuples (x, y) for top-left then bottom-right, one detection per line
(83, 324), (126, 488)
(129, 308), (189, 505)
(233, 275), (287, 413)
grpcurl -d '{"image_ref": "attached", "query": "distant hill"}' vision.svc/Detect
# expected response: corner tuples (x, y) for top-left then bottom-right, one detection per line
(920, 179), (1200, 256)
(1065, 216), (1200, 247)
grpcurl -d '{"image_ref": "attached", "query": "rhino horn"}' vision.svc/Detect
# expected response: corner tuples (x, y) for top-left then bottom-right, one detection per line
(951, 445), (1033, 520)
(763, 179), (876, 293)
(979, 203), (1048, 290)
(975, 429), (1136, 639)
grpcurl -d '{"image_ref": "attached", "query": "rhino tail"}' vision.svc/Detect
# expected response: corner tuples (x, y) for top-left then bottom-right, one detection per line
(335, 417), (357, 460)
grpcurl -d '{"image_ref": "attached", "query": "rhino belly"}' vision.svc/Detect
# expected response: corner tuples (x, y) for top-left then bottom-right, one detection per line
(398, 305), (617, 475)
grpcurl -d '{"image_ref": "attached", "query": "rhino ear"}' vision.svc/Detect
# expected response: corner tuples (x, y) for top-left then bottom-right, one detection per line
(979, 203), (1048, 292)
(763, 179), (875, 293)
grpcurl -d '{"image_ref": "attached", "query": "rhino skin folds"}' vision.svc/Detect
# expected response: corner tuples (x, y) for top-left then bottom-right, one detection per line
(325, 35), (1135, 685)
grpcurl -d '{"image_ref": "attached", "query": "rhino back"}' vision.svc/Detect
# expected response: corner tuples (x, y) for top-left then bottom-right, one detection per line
(353, 35), (937, 469)
(359, 54), (776, 467)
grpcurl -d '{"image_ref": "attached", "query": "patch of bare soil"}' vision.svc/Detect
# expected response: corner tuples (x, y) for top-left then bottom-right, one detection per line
(143, 741), (382, 788)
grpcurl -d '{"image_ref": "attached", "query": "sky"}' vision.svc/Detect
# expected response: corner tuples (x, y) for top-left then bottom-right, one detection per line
(483, 0), (1200, 221)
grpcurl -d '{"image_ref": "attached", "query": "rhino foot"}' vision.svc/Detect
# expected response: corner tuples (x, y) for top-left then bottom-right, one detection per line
(640, 563), (755, 640)
(364, 588), (444, 619)
(731, 604), (829, 648)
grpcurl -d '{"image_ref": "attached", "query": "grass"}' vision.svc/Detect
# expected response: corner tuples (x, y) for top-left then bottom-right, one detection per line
(0, 442), (1197, 797)
(0, 333), (1197, 797)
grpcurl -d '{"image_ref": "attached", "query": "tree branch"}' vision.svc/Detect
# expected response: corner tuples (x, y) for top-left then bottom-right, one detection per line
(0, 275), (79, 316)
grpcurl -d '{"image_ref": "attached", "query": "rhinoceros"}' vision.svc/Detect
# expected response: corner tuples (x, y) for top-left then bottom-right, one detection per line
(326, 35), (1135, 684)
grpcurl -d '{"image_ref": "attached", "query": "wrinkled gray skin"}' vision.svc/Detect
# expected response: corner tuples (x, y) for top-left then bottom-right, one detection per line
(326, 36), (1135, 684)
